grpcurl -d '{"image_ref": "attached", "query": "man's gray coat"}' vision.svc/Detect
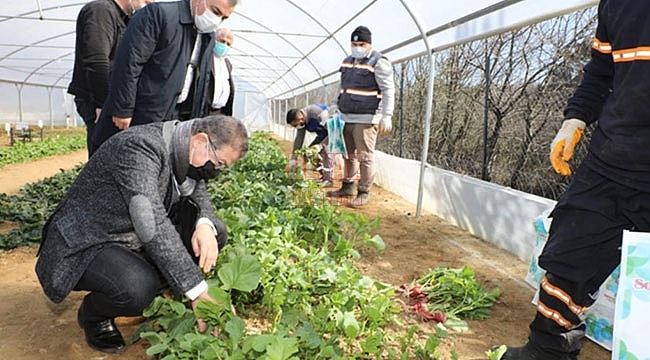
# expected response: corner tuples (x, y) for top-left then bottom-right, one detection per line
(36, 122), (222, 303)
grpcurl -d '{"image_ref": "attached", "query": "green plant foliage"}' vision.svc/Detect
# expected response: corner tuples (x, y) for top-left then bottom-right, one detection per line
(415, 265), (501, 321)
(0, 165), (83, 250)
(0, 132), (471, 358)
(139, 132), (445, 359)
(0, 135), (85, 168)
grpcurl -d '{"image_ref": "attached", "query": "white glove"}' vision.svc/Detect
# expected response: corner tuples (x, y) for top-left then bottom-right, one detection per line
(549, 118), (586, 176)
(378, 115), (392, 135)
(284, 159), (297, 172)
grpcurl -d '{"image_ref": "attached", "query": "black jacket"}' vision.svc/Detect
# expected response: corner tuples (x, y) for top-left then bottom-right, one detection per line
(67, 0), (128, 108)
(92, 0), (214, 149)
(205, 57), (235, 116)
(565, 0), (650, 189)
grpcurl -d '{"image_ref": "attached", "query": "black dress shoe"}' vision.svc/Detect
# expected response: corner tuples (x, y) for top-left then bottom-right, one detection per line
(79, 318), (126, 354)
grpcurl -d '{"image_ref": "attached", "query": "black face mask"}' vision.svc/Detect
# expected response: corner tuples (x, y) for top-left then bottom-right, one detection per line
(187, 160), (222, 181)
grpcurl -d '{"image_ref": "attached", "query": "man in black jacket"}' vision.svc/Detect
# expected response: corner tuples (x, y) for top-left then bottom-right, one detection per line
(498, 1), (650, 359)
(37, 115), (248, 354)
(91, 0), (239, 155)
(68, 0), (152, 157)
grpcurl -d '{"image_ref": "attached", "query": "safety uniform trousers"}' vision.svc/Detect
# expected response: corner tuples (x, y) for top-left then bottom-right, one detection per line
(532, 162), (650, 355)
(341, 123), (378, 193)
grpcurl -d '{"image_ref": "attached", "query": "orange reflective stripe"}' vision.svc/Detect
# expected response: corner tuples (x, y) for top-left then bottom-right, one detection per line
(540, 276), (589, 317)
(340, 88), (382, 98)
(537, 300), (573, 329)
(592, 38), (611, 54)
(612, 46), (650, 62)
(340, 62), (376, 72)
(354, 63), (375, 72)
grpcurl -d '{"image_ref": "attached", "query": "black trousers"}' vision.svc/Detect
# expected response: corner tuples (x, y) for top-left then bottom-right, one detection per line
(75, 245), (165, 324)
(530, 162), (650, 355)
(73, 97), (96, 158)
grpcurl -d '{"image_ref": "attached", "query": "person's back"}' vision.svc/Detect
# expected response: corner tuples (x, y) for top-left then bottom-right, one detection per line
(68, 0), (150, 157)
(91, 0), (238, 154)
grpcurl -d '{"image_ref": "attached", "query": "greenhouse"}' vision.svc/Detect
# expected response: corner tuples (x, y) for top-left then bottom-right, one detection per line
(0, 0), (628, 359)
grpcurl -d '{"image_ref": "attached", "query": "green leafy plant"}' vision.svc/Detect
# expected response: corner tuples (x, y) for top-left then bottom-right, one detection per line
(0, 135), (85, 168)
(486, 344), (507, 360)
(0, 165), (83, 250)
(413, 265), (501, 324)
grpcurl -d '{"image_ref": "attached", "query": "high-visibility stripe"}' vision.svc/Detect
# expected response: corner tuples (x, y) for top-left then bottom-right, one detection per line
(340, 88), (382, 97)
(592, 38), (611, 54)
(612, 46), (650, 62)
(341, 62), (376, 72)
(537, 300), (573, 329)
(540, 276), (589, 317)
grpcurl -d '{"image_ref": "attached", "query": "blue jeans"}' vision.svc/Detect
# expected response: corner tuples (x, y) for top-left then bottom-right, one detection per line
(74, 245), (165, 324)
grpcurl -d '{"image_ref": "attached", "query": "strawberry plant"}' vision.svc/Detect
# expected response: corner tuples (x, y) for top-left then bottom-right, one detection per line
(0, 132), (501, 358)
(138, 133), (445, 359)
(0, 165), (82, 250)
(0, 135), (85, 168)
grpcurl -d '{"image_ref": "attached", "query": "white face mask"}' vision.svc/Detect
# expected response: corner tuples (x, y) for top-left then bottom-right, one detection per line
(194, 0), (224, 34)
(351, 46), (367, 59)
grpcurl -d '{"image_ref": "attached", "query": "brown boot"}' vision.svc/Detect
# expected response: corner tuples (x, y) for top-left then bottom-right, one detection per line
(326, 181), (355, 197)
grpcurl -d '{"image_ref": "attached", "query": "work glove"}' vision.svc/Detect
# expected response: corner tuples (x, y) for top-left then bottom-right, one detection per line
(378, 115), (392, 135)
(549, 118), (586, 176)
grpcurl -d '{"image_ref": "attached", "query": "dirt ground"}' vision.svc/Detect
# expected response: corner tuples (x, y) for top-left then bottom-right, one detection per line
(0, 141), (611, 360)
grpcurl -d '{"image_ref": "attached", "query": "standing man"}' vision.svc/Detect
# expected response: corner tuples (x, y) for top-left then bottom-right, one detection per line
(67, 0), (153, 157)
(285, 104), (333, 186)
(36, 115), (248, 354)
(206, 27), (235, 116)
(327, 26), (395, 206)
(91, 0), (239, 154)
(498, 1), (650, 359)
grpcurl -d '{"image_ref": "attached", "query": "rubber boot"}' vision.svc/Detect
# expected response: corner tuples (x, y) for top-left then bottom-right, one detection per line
(326, 181), (354, 197)
(349, 191), (370, 207)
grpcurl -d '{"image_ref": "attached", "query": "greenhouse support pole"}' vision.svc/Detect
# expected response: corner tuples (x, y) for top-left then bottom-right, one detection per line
(284, 99), (288, 140)
(16, 84), (24, 122)
(482, 41), (491, 181)
(399, 0), (436, 218)
(48, 87), (54, 129)
(269, 99), (277, 133)
(399, 64), (405, 158)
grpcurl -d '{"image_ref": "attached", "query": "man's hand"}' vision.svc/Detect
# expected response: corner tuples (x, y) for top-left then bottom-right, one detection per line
(549, 118), (586, 176)
(191, 224), (219, 273)
(112, 116), (132, 130)
(190, 290), (219, 336)
(284, 159), (297, 172)
(378, 115), (392, 135)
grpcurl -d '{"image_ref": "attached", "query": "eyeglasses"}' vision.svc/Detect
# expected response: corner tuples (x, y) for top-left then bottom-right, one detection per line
(206, 136), (227, 170)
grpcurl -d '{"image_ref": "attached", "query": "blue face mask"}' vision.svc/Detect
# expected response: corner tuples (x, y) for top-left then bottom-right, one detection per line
(213, 41), (230, 57)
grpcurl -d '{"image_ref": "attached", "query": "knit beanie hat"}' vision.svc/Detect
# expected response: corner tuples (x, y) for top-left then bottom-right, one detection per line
(351, 26), (371, 43)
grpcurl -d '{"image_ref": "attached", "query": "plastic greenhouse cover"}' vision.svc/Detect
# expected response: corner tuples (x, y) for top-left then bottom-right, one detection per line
(0, 0), (597, 100)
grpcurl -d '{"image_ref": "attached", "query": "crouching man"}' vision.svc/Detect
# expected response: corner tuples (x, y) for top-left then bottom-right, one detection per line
(35, 115), (248, 354)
